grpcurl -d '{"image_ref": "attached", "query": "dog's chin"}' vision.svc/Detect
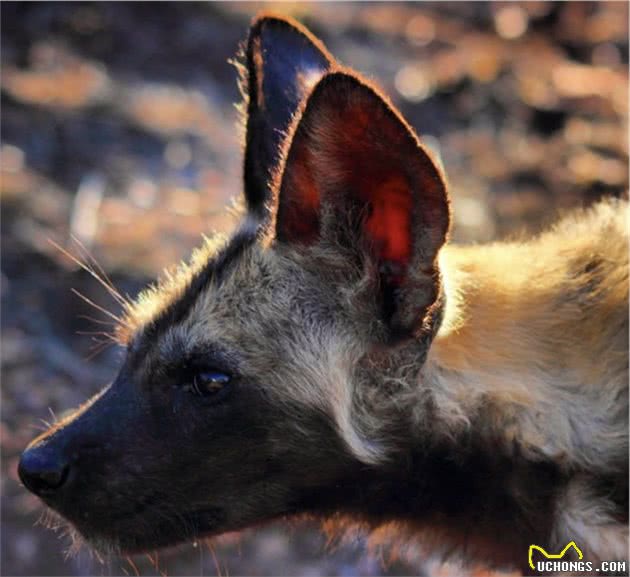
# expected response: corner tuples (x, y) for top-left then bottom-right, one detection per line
(59, 506), (227, 556)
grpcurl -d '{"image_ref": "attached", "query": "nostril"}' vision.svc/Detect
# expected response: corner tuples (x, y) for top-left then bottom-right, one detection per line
(18, 446), (70, 496)
(34, 466), (68, 489)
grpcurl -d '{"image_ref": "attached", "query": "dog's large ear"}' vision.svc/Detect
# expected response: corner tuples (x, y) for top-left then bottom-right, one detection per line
(273, 72), (450, 340)
(243, 15), (334, 218)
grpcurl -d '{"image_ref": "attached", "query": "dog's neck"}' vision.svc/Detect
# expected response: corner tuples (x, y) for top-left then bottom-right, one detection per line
(420, 243), (581, 465)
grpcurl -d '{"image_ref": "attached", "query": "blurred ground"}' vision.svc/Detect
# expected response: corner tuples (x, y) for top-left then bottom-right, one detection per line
(1, 2), (628, 576)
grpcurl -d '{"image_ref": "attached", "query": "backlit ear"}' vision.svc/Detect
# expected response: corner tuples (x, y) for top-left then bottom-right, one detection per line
(274, 72), (450, 338)
(243, 15), (334, 218)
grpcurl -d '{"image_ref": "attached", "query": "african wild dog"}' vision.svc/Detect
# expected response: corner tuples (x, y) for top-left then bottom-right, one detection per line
(19, 14), (628, 575)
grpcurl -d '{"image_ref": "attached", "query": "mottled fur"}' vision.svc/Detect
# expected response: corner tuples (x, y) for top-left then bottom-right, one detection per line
(20, 14), (628, 575)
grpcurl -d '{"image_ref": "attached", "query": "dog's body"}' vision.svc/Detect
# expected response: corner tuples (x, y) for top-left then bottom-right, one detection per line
(421, 201), (628, 566)
(19, 15), (628, 575)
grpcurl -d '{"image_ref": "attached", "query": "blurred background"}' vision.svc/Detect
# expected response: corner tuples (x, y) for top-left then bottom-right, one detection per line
(1, 2), (627, 576)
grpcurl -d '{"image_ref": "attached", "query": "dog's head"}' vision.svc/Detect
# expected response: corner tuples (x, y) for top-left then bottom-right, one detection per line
(19, 15), (450, 553)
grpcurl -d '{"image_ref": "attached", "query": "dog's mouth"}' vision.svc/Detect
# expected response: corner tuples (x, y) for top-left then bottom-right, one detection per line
(107, 506), (227, 554)
(53, 498), (228, 554)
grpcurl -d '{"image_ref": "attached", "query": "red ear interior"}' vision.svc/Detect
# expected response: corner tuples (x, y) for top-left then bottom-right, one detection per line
(274, 71), (449, 289)
(363, 174), (413, 271)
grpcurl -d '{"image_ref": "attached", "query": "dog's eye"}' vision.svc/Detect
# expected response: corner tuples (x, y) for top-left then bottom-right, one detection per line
(190, 371), (231, 397)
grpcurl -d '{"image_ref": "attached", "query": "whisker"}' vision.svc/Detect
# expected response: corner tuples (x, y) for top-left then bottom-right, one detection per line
(207, 543), (223, 577)
(146, 552), (168, 577)
(78, 328), (120, 360)
(49, 239), (128, 310)
(78, 314), (119, 328)
(70, 235), (131, 308)
(71, 240), (128, 310)
(47, 407), (58, 424)
(84, 340), (114, 362)
(70, 288), (129, 327)
(28, 422), (49, 433)
(94, 546), (107, 565)
(125, 556), (140, 577)
(76, 330), (118, 342)
(35, 509), (50, 528)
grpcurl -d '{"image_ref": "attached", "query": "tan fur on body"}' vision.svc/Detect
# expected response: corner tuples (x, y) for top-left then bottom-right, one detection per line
(430, 199), (628, 471)
(424, 199), (629, 562)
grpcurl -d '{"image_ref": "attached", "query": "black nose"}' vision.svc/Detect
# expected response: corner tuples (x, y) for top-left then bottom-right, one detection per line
(18, 444), (69, 496)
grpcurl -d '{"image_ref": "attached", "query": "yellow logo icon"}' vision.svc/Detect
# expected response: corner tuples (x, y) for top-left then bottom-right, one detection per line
(528, 541), (583, 570)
